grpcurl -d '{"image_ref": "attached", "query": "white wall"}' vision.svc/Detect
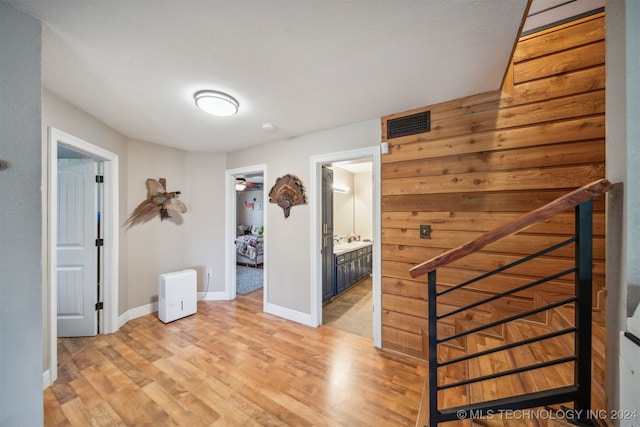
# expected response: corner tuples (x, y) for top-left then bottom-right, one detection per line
(42, 92), (226, 307)
(332, 166), (373, 240)
(187, 152), (227, 293)
(606, 0), (640, 417)
(226, 119), (380, 315)
(41, 91), (132, 377)
(0, 2), (43, 424)
(125, 139), (190, 308)
(354, 171), (373, 240)
(332, 167), (355, 237)
(236, 189), (264, 229)
(42, 89), (130, 316)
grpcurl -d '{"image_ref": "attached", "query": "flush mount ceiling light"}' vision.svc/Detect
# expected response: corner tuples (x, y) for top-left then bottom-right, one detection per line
(194, 90), (239, 117)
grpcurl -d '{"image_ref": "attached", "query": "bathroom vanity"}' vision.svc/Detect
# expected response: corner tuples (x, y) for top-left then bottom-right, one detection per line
(324, 241), (372, 302)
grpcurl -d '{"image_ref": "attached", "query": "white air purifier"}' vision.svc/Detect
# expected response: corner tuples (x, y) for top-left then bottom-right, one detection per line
(158, 269), (197, 323)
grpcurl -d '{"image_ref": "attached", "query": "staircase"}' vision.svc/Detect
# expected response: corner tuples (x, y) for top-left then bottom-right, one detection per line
(411, 179), (611, 427)
(417, 305), (607, 426)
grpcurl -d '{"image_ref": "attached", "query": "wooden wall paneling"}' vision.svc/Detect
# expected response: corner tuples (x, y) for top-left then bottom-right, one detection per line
(513, 41), (605, 83)
(383, 227), (605, 260)
(382, 326), (424, 359)
(383, 90), (604, 145)
(427, 267), (576, 297)
(382, 258), (577, 301)
(509, 65), (605, 105)
(381, 276), (428, 300)
(383, 115), (605, 164)
(514, 13), (605, 62)
(382, 293), (428, 319)
(386, 91), (603, 144)
(383, 211), (606, 235)
(382, 140), (605, 180)
(382, 190), (605, 213)
(382, 163), (605, 196)
(380, 90), (504, 137)
(379, 14), (607, 396)
(382, 310), (429, 336)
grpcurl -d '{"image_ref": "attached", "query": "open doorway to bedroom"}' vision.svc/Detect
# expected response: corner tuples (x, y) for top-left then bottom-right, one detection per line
(226, 164), (267, 305)
(235, 172), (265, 296)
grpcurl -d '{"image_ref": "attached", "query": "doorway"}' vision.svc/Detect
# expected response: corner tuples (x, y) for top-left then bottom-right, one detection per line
(56, 155), (102, 337)
(234, 172), (265, 296)
(46, 127), (119, 387)
(310, 146), (382, 348)
(225, 164), (267, 307)
(322, 160), (374, 340)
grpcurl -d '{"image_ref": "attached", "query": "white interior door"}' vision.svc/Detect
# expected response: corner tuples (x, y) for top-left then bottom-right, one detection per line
(57, 158), (98, 337)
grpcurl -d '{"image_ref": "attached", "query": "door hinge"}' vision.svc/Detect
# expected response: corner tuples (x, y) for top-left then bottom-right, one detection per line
(95, 238), (104, 247)
(95, 302), (104, 311)
(96, 175), (104, 183)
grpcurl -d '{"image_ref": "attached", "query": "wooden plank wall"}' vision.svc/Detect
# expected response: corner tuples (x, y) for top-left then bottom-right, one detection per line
(379, 12), (606, 364)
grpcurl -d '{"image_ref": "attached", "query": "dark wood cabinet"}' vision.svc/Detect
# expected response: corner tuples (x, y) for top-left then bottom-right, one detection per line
(332, 244), (372, 299)
(335, 252), (348, 294)
(321, 167), (334, 302)
(363, 246), (372, 276)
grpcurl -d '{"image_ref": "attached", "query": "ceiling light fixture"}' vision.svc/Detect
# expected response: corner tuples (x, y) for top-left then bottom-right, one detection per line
(194, 90), (239, 117)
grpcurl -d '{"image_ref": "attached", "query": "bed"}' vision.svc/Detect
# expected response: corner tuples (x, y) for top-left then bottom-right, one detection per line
(235, 225), (264, 267)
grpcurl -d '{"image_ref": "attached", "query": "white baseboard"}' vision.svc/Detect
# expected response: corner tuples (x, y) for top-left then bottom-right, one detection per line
(118, 302), (158, 328)
(198, 291), (227, 301)
(265, 302), (314, 327)
(116, 292), (228, 328)
(43, 370), (51, 390)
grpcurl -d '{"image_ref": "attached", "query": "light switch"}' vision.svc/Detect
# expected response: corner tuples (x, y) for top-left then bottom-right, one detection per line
(420, 225), (431, 239)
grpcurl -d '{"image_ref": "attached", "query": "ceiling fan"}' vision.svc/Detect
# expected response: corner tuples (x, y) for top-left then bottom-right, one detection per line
(235, 177), (263, 191)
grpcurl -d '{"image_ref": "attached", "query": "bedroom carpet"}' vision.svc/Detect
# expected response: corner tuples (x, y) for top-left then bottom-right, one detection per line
(236, 265), (263, 295)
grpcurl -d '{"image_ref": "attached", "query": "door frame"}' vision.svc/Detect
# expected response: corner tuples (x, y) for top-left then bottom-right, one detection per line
(309, 146), (382, 348)
(225, 164), (267, 307)
(46, 127), (119, 386)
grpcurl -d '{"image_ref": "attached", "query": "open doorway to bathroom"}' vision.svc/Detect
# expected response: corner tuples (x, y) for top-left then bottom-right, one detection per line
(322, 158), (374, 340)
(311, 146), (381, 347)
(234, 172), (265, 297)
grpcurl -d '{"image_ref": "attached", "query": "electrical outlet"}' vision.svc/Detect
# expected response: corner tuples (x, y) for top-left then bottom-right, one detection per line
(420, 225), (431, 239)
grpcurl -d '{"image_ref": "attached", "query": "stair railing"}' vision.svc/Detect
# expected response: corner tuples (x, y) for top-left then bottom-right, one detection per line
(409, 178), (611, 427)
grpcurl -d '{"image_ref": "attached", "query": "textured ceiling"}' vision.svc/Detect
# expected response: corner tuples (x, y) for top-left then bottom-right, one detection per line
(8, 0), (529, 152)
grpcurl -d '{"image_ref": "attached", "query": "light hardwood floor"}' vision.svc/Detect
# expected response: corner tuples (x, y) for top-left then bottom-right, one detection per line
(45, 289), (426, 426)
(323, 277), (373, 340)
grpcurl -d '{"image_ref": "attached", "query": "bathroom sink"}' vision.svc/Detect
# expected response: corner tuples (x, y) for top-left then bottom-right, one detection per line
(333, 241), (372, 253)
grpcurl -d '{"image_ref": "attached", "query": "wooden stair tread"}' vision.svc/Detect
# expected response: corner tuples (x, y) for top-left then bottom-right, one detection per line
(417, 287), (606, 426)
(418, 315), (600, 426)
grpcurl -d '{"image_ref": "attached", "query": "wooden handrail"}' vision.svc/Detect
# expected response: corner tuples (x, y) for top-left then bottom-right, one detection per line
(409, 178), (612, 278)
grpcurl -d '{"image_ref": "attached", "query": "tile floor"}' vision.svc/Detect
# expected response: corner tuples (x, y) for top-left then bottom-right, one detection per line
(322, 276), (373, 339)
